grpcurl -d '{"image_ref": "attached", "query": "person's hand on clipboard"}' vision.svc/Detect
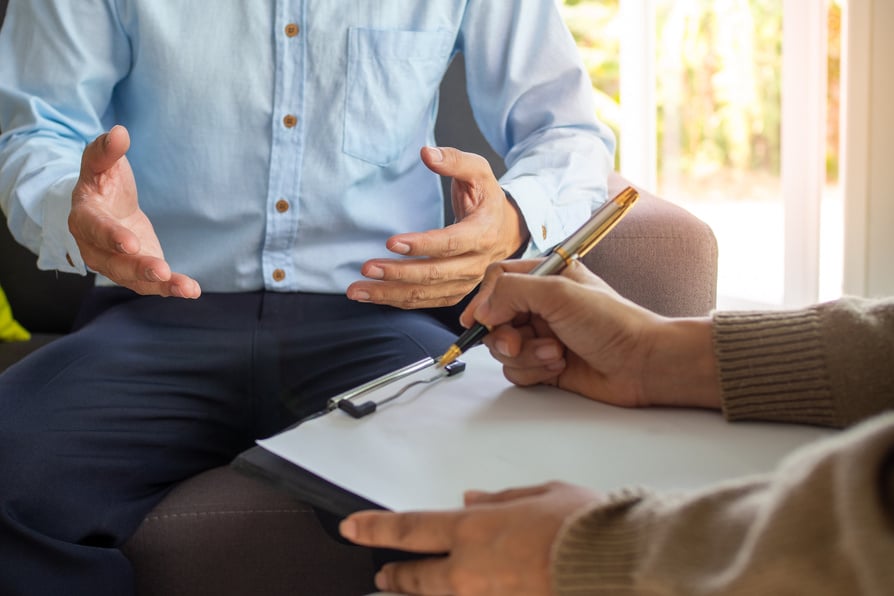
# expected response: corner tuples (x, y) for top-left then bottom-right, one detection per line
(345, 481), (600, 596)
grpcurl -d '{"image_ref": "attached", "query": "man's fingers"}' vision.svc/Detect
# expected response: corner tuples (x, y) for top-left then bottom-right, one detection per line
(420, 145), (492, 182)
(106, 273), (201, 299)
(386, 222), (481, 259)
(80, 125), (131, 177)
(99, 252), (172, 284)
(166, 274), (202, 299)
(340, 510), (460, 553)
(70, 207), (141, 255)
(126, 278), (200, 299)
(347, 279), (472, 309)
(360, 254), (481, 285)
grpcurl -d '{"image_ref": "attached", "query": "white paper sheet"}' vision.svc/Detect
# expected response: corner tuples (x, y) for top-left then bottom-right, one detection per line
(258, 346), (834, 511)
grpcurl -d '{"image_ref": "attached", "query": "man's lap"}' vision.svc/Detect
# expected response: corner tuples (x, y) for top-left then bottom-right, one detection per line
(0, 288), (463, 528)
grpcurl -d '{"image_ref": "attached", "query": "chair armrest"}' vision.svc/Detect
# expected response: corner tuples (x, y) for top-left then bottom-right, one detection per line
(581, 173), (718, 317)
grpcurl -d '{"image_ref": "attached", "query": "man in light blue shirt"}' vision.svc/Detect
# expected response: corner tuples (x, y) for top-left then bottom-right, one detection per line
(0, 1), (614, 592)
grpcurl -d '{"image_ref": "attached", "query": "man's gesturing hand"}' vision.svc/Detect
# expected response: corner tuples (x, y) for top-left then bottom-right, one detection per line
(347, 146), (529, 309)
(68, 126), (200, 298)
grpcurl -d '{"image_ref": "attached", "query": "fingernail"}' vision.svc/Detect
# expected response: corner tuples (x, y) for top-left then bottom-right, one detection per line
(427, 147), (444, 162)
(495, 339), (511, 358)
(339, 519), (356, 540)
(374, 570), (389, 591)
(546, 360), (566, 372)
(350, 290), (371, 302)
(146, 268), (161, 282)
(365, 266), (384, 280)
(170, 285), (185, 298)
(390, 242), (410, 255)
(535, 344), (562, 361)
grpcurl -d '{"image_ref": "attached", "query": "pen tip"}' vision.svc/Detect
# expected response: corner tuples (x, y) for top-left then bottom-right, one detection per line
(436, 344), (462, 369)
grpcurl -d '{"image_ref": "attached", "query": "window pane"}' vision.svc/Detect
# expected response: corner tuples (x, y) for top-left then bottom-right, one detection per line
(654, 0), (785, 308)
(560, 0), (841, 309)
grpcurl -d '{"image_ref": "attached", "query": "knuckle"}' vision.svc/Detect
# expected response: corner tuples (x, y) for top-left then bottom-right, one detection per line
(393, 515), (418, 543)
(439, 294), (462, 307)
(441, 146), (458, 164)
(407, 574), (426, 595)
(392, 565), (424, 594)
(444, 235), (462, 256)
(427, 263), (444, 282)
(404, 287), (429, 308)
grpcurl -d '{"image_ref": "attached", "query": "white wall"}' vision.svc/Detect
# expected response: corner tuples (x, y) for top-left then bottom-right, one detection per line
(843, 0), (894, 298)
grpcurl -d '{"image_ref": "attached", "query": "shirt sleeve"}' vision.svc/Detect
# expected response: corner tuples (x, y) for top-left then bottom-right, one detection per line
(457, 0), (616, 254)
(0, 0), (130, 273)
(551, 413), (894, 595)
(713, 297), (894, 428)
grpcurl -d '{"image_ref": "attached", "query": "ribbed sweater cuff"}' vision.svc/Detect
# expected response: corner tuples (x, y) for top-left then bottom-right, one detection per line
(713, 308), (837, 426)
(551, 488), (651, 595)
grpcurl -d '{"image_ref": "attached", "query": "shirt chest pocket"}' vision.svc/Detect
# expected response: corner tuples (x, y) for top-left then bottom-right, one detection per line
(343, 28), (454, 166)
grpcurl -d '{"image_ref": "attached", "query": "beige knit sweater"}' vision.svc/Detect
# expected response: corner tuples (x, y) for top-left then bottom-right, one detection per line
(551, 297), (894, 595)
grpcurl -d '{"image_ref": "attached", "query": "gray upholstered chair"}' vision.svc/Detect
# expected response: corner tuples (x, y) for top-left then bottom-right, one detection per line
(0, 3), (716, 592)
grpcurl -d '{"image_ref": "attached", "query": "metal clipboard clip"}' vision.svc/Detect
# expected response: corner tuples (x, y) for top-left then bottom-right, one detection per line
(326, 357), (466, 419)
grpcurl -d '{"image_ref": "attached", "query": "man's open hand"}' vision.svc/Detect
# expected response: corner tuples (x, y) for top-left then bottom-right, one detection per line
(346, 147), (529, 309)
(68, 125), (200, 298)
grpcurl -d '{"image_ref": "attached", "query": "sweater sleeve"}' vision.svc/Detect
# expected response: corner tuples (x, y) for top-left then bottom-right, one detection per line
(713, 297), (894, 428)
(551, 413), (894, 595)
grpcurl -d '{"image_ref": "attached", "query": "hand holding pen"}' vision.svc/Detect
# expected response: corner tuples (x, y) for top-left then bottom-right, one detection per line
(436, 187), (639, 368)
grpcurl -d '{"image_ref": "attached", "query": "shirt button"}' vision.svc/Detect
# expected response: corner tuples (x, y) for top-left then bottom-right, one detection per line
(283, 114), (298, 128)
(541, 225), (548, 240)
(284, 23), (300, 37)
(275, 199), (290, 213)
(272, 269), (286, 282)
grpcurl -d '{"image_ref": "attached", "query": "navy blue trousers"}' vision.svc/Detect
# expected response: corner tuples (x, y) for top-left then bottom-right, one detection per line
(0, 288), (465, 595)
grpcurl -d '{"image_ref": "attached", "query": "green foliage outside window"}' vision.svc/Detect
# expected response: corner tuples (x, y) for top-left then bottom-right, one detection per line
(560, 0), (840, 187)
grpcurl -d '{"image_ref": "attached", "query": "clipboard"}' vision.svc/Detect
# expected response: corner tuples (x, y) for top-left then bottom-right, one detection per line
(233, 356), (466, 515)
(232, 346), (835, 518)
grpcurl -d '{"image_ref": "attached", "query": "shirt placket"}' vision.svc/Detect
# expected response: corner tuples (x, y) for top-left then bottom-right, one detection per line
(263, 0), (306, 290)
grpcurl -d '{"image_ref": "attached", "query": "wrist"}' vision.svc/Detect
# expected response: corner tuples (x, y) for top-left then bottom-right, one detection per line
(643, 318), (722, 410)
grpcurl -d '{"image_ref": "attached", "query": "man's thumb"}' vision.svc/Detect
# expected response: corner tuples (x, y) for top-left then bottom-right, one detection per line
(420, 145), (489, 180)
(81, 125), (131, 176)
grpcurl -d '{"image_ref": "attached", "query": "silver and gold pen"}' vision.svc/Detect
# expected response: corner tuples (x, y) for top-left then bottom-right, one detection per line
(436, 186), (639, 368)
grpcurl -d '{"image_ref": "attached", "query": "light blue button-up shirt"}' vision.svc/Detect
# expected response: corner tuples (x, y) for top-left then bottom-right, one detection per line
(0, 0), (615, 293)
